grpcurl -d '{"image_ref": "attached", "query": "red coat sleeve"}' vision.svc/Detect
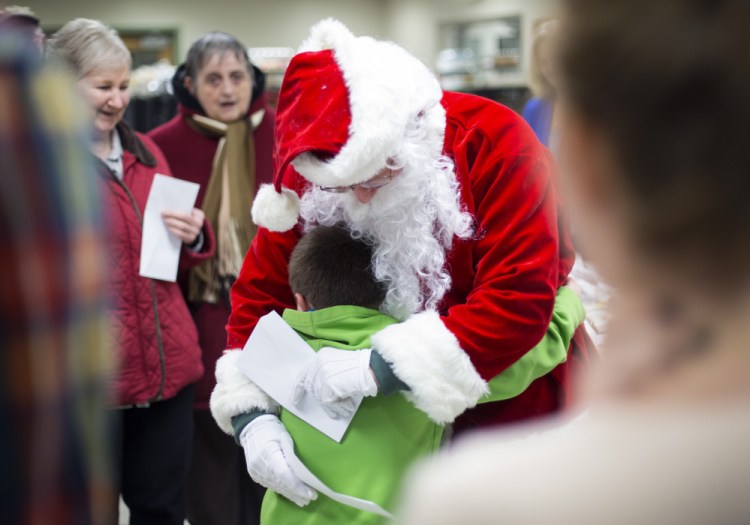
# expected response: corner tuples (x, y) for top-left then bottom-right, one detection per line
(441, 97), (561, 381)
(224, 167), (307, 349)
(225, 226), (299, 348)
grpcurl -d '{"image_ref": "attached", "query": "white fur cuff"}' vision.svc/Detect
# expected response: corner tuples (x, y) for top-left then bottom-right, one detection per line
(209, 349), (280, 435)
(371, 311), (488, 424)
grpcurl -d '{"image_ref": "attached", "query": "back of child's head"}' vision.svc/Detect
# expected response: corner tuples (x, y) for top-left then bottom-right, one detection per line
(289, 224), (386, 310)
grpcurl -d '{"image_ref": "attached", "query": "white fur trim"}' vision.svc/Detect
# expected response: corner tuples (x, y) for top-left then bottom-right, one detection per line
(209, 349), (280, 435)
(293, 18), (445, 188)
(299, 18), (354, 53)
(251, 183), (300, 232)
(371, 311), (488, 424)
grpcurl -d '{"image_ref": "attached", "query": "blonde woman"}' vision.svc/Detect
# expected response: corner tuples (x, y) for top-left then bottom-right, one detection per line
(47, 18), (215, 524)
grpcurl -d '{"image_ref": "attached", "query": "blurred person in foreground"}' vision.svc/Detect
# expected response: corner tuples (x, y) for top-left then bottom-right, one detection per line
(523, 18), (612, 346)
(148, 31), (274, 525)
(47, 18), (215, 524)
(0, 5), (44, 54)
(396, 0), (750, 523)
(0, 28), (112, 525)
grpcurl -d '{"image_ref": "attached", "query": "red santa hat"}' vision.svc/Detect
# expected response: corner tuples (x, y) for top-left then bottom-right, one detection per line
(251, 18), (446, 232)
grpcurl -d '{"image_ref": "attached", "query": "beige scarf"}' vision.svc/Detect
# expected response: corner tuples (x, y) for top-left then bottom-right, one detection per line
(187, 111), (263, 304)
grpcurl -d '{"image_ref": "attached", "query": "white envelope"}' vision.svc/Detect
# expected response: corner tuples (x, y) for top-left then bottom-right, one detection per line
(139, 174), (200, 282)
(236, 310), (360, 443)
(238, 312), (393, 519)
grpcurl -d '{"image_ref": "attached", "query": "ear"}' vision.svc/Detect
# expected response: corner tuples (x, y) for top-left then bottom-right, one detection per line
(294, 293), (313, 312)
(184, 75), (195, 95)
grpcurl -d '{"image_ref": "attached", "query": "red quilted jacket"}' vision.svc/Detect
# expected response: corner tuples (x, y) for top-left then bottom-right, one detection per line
(97, 122), (215, 406)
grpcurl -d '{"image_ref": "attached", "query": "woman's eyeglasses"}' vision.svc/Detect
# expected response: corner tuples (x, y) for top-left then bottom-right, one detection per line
(319, 171), (395, 193)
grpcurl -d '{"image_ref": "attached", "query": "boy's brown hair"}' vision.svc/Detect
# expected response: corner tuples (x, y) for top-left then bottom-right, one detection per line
(289, 224), (386, 310)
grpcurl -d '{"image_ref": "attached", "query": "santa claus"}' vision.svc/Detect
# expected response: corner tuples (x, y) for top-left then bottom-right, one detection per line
(210, 19), (591, 506)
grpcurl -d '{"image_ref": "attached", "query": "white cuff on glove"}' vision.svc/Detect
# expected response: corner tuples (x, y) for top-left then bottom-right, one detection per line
(239, 414), (318, 507)
(210, 349), (279, 435)
(293, 347), (377, 419)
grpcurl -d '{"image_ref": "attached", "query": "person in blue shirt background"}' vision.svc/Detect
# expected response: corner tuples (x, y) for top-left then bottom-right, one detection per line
(522, 20), (560, 149)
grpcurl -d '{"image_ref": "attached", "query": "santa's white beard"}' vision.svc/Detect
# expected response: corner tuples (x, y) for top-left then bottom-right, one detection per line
(299, 154), (473, 321)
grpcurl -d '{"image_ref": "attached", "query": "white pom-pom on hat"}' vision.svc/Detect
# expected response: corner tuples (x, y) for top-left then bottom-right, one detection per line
(251, 183), (300, 232)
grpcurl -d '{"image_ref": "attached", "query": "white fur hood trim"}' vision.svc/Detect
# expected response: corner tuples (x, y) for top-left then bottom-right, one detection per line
(371, 311), (488, 424)
(209, 349), (280, 435)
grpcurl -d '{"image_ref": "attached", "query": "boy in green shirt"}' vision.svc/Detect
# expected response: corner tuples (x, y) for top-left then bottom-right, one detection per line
(244, 224), (434, 524)
(232, 224), (585, 524)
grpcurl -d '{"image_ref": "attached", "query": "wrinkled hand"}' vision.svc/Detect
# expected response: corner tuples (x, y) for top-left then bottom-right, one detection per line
(293, 347), (378, 419)
(239, 415), (317, 507)
(162, 207), (204, 245)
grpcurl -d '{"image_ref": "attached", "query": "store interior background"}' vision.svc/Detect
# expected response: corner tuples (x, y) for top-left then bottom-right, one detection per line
(31, 0), (555, 131)
(26, 1), (549, 521)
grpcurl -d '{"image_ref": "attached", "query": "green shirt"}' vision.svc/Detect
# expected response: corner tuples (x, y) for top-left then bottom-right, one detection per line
(482, 286), (585, 402)
(251, 288), (585, 524)
(260, 306), (443, 525)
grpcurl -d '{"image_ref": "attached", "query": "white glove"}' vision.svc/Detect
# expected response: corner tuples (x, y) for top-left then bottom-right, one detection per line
(293, 347), (378, 419)
(239, 414), (318, 507)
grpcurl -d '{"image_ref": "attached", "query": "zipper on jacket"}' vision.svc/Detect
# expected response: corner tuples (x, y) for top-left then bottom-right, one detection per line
(109, 169), (167, 403)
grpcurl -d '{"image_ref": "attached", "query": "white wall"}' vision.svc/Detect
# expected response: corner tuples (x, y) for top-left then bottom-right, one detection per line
(383, 0), (557, 75)
(32, 0), (388, 58)
(32, 0), (555, 75)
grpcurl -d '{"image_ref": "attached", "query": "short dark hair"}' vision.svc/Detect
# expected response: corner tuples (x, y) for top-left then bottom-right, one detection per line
(184, 31), (252, 79)
(289, 224), (386, 310)
(560, 0), (750, 297)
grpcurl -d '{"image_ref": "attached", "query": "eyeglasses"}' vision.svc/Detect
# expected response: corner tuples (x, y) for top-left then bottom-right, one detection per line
(319, 171), (395, 193)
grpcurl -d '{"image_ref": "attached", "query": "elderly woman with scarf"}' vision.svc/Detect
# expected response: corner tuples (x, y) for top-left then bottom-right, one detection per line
(148, 31), (274, 525)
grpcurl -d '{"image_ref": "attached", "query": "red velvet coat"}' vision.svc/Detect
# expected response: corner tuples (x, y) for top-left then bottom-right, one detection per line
(98, 123), (215, 406)
(149, 68), (275, 409)
(225, 91), (591, 431)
